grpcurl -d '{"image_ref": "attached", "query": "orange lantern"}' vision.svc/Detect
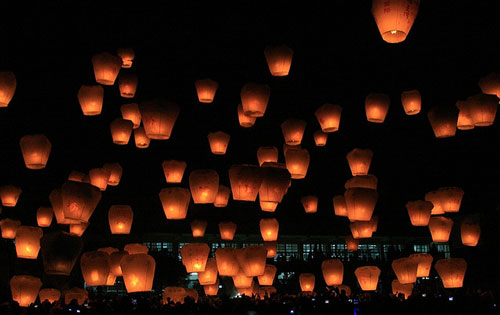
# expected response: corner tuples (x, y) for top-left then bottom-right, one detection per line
(299, 273), (315, 292)
(467, 93), (498, 127)
(63, 287), (88, 305)
(333, 195), (348, 217)
(110, 118), (133, 145)
(236, 246), (268, 277)
(15, 226), (43, 259)
(345, 188), (378, 221)
(219, 221), (237, 240)
(406, 200), (433, 226)
(162, 160), (187, 183)
(315, 103), (342, 132)
(355, 266), (380, 291)
(257, 146), (278, 166)
(233, 271), (253, 288)
(461, 219), (480, 247)
(207, 131), (230, 155)
(120, 103), (141, 128)
(258, 264), (277, 286)
(264, 241), (277, 258)
(61, 181), (102, 222)
(80, 251), (110, 286)
(0, 71), (16, 107)
(69, 222), (89, 236)
(214, 185), (231, 207)
(139, 99), (180, 140)
(19, 134), (51, 169)
(117, 48), (134, 68)
(371, 0), (420, 43)
(118, 74), (138, 98)
(321, 259), (344, 286)
(401, 90), (421, 115)
(478, 72), (500, 97)
(259, 164), (291, 207)
(120, 254), (156, 293)
(77, 85), (104, 116)
(109, 250), (128, 276)
(409, 253), (433, 278)
(189, 169), (219, 203)
(68, 170), (87, 182)
(346, 148), (373, 176)
(365, 93), (390, 123)
(103, 162), (123, 186)
(427, 106), (458, 138)
(163, 287), (187, 304)
(50, 189), (81, 225)
(285, 148), (310, 179)
(0, 185), (22, 207)
(159, 187), (191, 220)
(40, 231), (83, 275)
(229, 164), (265, 201)
(198, 258), (218, 285)
(392, 280), (413, 299)
(237, 103), (257, 128)
(124, 243), (149, 255)
(240, 83), (271, 117)
(191, 220), (208, 238)
(180, 243), (210, 273)
(425, 191), (445, 215)
(215, 248), (240, 276)
(428, 216), (453, 242)
(92, 52), (122, 85)
(260, 198), (278, 212)
(134, 127), (151, 148)
(39, 288), (61, 303)
(195, 78), (218, 103)
(456, 100), (475, 130)
(391, 257), (418, 284)
(350, 221), (374, 239)
(301, 195), (318, 213)
(281, 118), (307, 145)
(264, 45), (293, 76)
(260, 218), (279, 241)
(313, 130), (328, 146)
(0, 218), (21, 239)
(346, 235), (359, 251)
(89, 168), (111, 191)
(108, 205), (133, 234)
(436, 187), (464, 213)
(10, 275), (42, 307)
(434, 258), (467, 288)
(36, 207), (53, 227)
(204, 280), (219, 296)
(345, 175), (378, 190)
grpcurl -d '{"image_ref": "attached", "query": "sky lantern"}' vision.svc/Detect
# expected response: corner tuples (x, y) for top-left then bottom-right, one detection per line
(124, 243), (149, 255)
(301, 195), (318, 213)
(406, 200), (433, 226)
(110, 118), (134, 145)
(68, 170), (87, 183)
(120, 103), (141, 128)
(456, 100), (475, 130)
(355, 266), (380, 291)
(259, 164), (291, 208)
(63, 287), (88, 305)
(219, 221), (237, 240)
(69, 222), (89, 236)
(428, 216), (453, 242)
(409, 253), (433, 278)
(10, 275), (42, 307)
(285, 148), (310, 179)
(258, 264), (277, 286)
(40, 231), (83, 276)
(371, 0), (420, 43)
(299, 273), (315, 292)
(229, 164), (265, 201)
(180, 243), (210, 273)
(92, 52), (122, 85)
(478, 72), (500, 97)
(260, 218), (279, 241)
(108, 205), (133, 234)
(401, 90), (421, 115)
(49, 189), (81, 225)
(214, 185), (231, 207)
(0, 71), (16, 107)
(281, 118), (306, 145)
(350, 221), (374, 239)
(159, 187), (191, 220)
(257, 146), (278, 166)
(118, 73), (138, 98)
(103, 162), (123, 186)
(39, 288), (61, 304)
(215, 248), (239, 276)
(37, 207), (53, 227)
(427, 106), (458, 138)
(313, 131), (329, 147)
(321, 259), (344, 286)
(207, 131), (230, 155)
(233, 271), (253, 288)
(314, 103), (342, 132)
(109, 250), (128, 276)
(260, 198), (278, 212)
(163, 287), (187, 304)
(121, 254), (156, 293)
(333, 195), (348, 217)
(198, 258), (218, 285)
(467, 93), (498, 126)
(264, 45), (293, 76)
(191, 220), (208, 238)
(461, 219), (480, 247)
(134, 127), (151, 148)
(15, 226), (43, 259)
(392, 257), (418, 284)
(236, 245), (267, 277)
(61, 181), (102, 222)
(365, 93), (390, 123)
(139, 99), (180, 140)
(437, 187), (464, 213)
(162, 160), (187, 183)
(189, 169), (219, 203)
(345, 175), (378, 190)
(195, 78), (218, 103)
(237, 103), (257, 128)
(392, 280), (413, 299)
(434, 258), (467, 288)
(1, 218), (21, 239)
(204, 280), (219, 296)
(344, 188), (378, 221)
(77, 85), (104, 116)
(117, 48), (134, 68)
(19, 134), (51, 169)
(345, 235), (359, 251)
(346, 148), (373, 176)
(0, 185), (22, 207)
(264, 241), (277, 258)
(89, 168), (111, 191)
(424, 190), (444, 215)
(240, 83), (271, 117)
(80, 251), (110, 286)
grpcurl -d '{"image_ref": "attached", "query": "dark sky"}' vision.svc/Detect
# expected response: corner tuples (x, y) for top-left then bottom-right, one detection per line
(0, 1), (499, 242)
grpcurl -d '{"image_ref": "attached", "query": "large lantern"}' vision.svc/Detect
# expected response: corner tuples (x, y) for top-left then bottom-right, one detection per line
(92, 52), (122, 85)
(406, 200), (433, 226)
(191, 220), (208, 238)
(103, 162), (123, 186)
(189, 169), (219, 203)
(215, 248), (239, 276)
(207, 131), (230, 155)
(77, 85), (104, 116)
(88, 168), (111, 191)
(436, 187), (464, 213)
(108, 205), (133, 234)
(345, 188), (378, 221)
(257, 146), (278, 166)
(391, 257), (418, 284)
(346, 235), (359, 251)
(233, 271), (253, 288)
(118, 74), (138, 98)
(162, 160), (187, 183)
(236, 245), (268, 277)
(10, 275), (42, 307)
(456, 100), (475, 130)
(198, 258), (218, 285)
(1, 218), (21, 239)
(110, 118), (133, 145)
(264, 241), (277, 258)
(301, 195), (318, 214)
(315, 103), (342, 132)
(109, 250), (128, 276)
(69, 223), (88, 236)
(258, 264), (277, 286)
(229, 164), (265, 201)
(195, 78), (218, 103)
(260, 218), (279, 241)
(392, 280), (413, 299)
(36, 208), (52, 228)
(117, 48), (134, 68)
(461, 219), (480, 247)
(0, 71), (16, 107)
(299, 273), (315, 292)
(321, 259), (344, 286)
(428, 216), (453, 242)
(346, 148), (373, 176)
(134, 127), (150, 148)
(467, 93), (498, 127)
(121, 254), (156, 293)
(345, 175), (378, 190)
(61, 181), (102, 222)
(124, 243), (149, 255)
(427, 106), (458, 138)
(41, 231), (83, 275)
(237, 103), (257, 128)
(204, 281), (219, 296)
(333, 195), (348, 217)
(409, 253), (433, 278)
(219, 221), (237, 240)
(285, 148), (310, 179)
(63, 288), (88, 305)
(264, 45), (293, 76)
(139, 99), (180, 140)
(365, 93), (390, 123)
(80, 251), (110, 286)
(39, 288), (61, 304)
(214, 185), (231, 207)
(434, 258), (467, 288)
(15, 226), (43, 259)
(240, 83), (271, 117)
(259, 164), (291, 207)
(371, 0), (420, 43)
(120, 103), (141, 128)
(180, 243), (210, 273)
(281, 118), (306, 145)
(478, 72), (500, 97)
(401, 90), (421, 115)
(19, 134), (51, 169)
(313, 130), (328, 146)
(425, 190), (444, 215)
(355, 266), (380, 291)
(350, 221), (374, 239)
(0, 185), (22, 207)
(159, 187), (191, 220)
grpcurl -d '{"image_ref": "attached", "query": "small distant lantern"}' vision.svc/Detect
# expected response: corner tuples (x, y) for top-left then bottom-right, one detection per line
(19, 134), (51, 169)
(15, 226), (43, 259)
(118, 74), (138, 98)
(392, 280), (413, 299)
(110, 250), (129, 276)
(346, 148), (373, 176)
(478, 72), (500, 97)
(371, 0), (420, 43)
(259, 164), (291, 207)
(204, 281), (219, 296)
(108, 205), (133, 234)
(257, 146), (278, 166)
(401, 90), (421, 115)
(68, 171), (87, 182)
(124, 243), (149, 255)
(39, 288), (61, 304)
(345, 175), (378, 190)
(36, 207), (53, 227)
(345, 188), (378, 222)
(207, 131), (230, 155)
(195, 79), (218, 103)
(285, 148), (310, 179)
(406, 200), (433, 226)
(260, 218), (279, 241)
(321, 259), (344, 286)
(117, 48), (134, 68)
(134, 127), (151, 148)
(461, 219), (480, 247)
(110, 118), (133, 145)
(0, 218), (21, 239)
(428, 216), (453, 242)
(61, 181), (102, 222)
(198, 258), (218, 285)
(240, 83), (271, 117)
(103, 162), (123, 186)
(80, 251), (110, 286)
(427, 106), (458, 138)
(258, 264), (277, 286)
(121, 254), (156, 293)
(189, 169), (219, 203)
(350, 221), (374, 239)
(140, 99), (180, 140)
(466, 93), (498, 127)
(301, 195), (318, 213)
(10, 275), (42, 307)
(0, 185), (22, 207)
(233, 271), (253, 288)
(425, 191), (444, 215)
(219, 221), (237, 240)
(89, 168), (111, 191)
(92, 52), (122, 85)
(345, 235), (359, 251)
(40, 231), (83, 276)
(159, 187), (191, 220)
(281, 118), (307, 145)
(0, 71), (16, 107)
(237, 103), (257, 128)
(120, 103), (141, 128)
(236, 245), (268, 277)
(63, 287), (88, 305)
(434, 258), (467, 289)
(313, 130), (328, 146)
(69, 222), (89, 236)
(365, 93), (390, 123)
(191, 220), (208, 238)
(214, 185), (231, 207)
(354, 266), (381, 291)
(333, 195), (348, 217)
(456, 100), (475, 130)
(264, 45), (293, 76)
(409, 253), (433, 278)
(299, 273), (315, 292)
(77, 85), (104, 116)
(264, 241), (277, 258)
(215, 248), (239, 276)
(391, 257), (418, 284)
(180, 243), (210, 273)
(162, 160), (187, 183)
(229, 164), (265, 201)
(315, 103), (343, 133)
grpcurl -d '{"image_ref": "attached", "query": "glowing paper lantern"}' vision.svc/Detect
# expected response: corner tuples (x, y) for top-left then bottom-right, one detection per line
(108, 205), (133, 234)
(392, 280), (413, 299)
(392, 257), (418, 284)
(409, 253), (433, 278)
(10, 275), (42, 307)
(257, 146), (278, 166)
(333, 195), (348, 217)
(215, 248), (239, 276)
(214, 185), (231, 207)
(259, 164), (291, 207)
(229, 164), (265, 201)
(139, 99), (180, 140)
(103, 163), (123, 186)
(345, 188), (378, 221)
(314, 103), (342, 133)
(427, 106), (458, 138)
(461, 219), (480, 247)
(260, 198), (278, 212)
(80, 251), (110, 286)
(134, 127), (150, 148)
(204, 281), (219, 296)
(0, 218), (21, 239)
(219, 221), (237, 240)
(195, 79), (218, 103)
(237, 103), (257, 128)
(92, 52), (122, 85)
(264, 45), (293, 76)
(110, 118), (133, 145)
(301, 195), (318, 213)
(260, 218), (279, 241)
(264, 241), (277, 258)
(0, 71), (16, 107)
(258, 264), (277, 286)
(240, 83), (270, 117)
(355, 266), (380, 291)
(78, 85), (104, 116)
(117, 48), (134, 68)
(345, 175), (378, 190)
(19, 134), (51, 169)
(63, 287), (88, 305)
(189, 169), (219, 203)
(118, 74), (138, 98)
(207, 131), (230, 155)
(401, 90), (421, 115)
(41, 231), (83, 275)
(346, 235), (359, 251)
(162, 160), (187, 184)
(467, 93), (498, 127)
(346, 148), (373, 176)
(124, 243), (149, 255)
(233, 271), (253, 288)
(49, 189), (81, 225)
(89, 168), (111, 191)
(15, 226), (43, 259)
(478, 72), (500, 97)
(236, 245), (267, 277)
(109, 250), (128, 276)
(456, 100), (475, 130)
(321, 259), (344, 286)
(371, 0), (420, 43)
(0, 185), (22, 207)
(61, 181), (102, 222)
(68, 171), (86, 183)
(425, 191), (444, 215)
(436, 187), (464, 213)
(39, 288), (61, 303)
(198, 258), (218, 285)
(37, 207), (53, 227)
(159, 187), (191, 220)
(299, 273), (315, 292)
(365, 93), (390, 123)
(120, 254), (156, 293)
(120, 103), (141, 128)
(180, 243), (210, 273)
(191, 220), (208, 238)
(428, 216), (453, 242)
(434, 258), (467, 288)
(285, 148), (310, 179)
(281, 118), (306, 145)
(406, 200), (433, 226)
(313, 130), (328, 146)
(350, 221), (374, 239)
(69, 222), (88, 236)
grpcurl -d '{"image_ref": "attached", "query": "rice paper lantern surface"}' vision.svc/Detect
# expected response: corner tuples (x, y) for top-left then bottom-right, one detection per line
(124, 243), (149, 255)
(134, 127), (151, 148)
(215, 248), (239, 276)
(478, 72), (500, 97)
(285, 148), (310, 179)
(69, 222), (89, 236)
(315, 103), (342, 132)
(118, 73), (138, 98)
(371, 0), (420, 43)
(345, 188), (378, 222)
(281, 118), (306, 145)
(299, 273), (315, 292)
(259, 164), (291, 205)
(321, 259), (344, 286)
(428, 216), (453, 242)
(427, 106), (458, 138)
(237, 103), (257, 128)
(365, 93), (390, 123)
(109, 250), (129, 276)
(19, 134), (51, 169)
(139, 99), (180, 140)
(301, 195), (318, 213)
(191, 220), (208, 238)
(344, 175), (378, 190)
(0, 218), (21, 239)
(80, 251), (110, 286)
(355, 266), (380, 291)
(392, 280), (413, 299)
(257, 146), (278, 166)
(207, 131), (230, 155)
(92, 52), (122, 85)
(409, 253), (433, 278)
(108, 205), (133, 234)
(260, 218), (279, 241)
(180, 243), (210, 273)
(0, 71), (16, 107)
(0, 185), (22, 207)
(401, 90), (421, 115)
(77, 85), (104, 116)
(466, 93), (498, 127)
(264, 45), (293, 76)
(15, 226), (43, 259)
(61, 181), (102, 222)
(204, 281), (219, 296)
(117, 48), (134, 68)
(63, 287), (88, 305)
(110, 118), (133, 145)
(41, 231), (83, 276)
(456, 100), (475, 130)
(333, 195), (348, 217)
(233, 271), (253, 288)
(406, 200), (433, 226)
(189, 169), (219, 203)
(346, 148), (373, 176)
(103, 162), (123, 186)
(195, 78), (218, 103)
(313, 130), (328, 146)
(240, 83), (271, 117)
(120, 254), (156, 293)
(219, 221), (237, 240)
(120, 103), (141, 128)
(425, 190), (445, 215)
(163, 287), (187, 304)
(214, 185), (231, 207)
(434, 258), (467, 288)
(39, 288), (61, 304)
(10, 275), (42, 307)
(36, 207), (53, 227)
(461, 219), (480, 247)
(229, 164), (265, 201)
(346, 235), (359, 251)
(89, 168), (111, 191)
(236, 245), (268, 277)
(159, 187), (191, 220)
(162, 160), (187, 183)
(264, 241), (277, 258)
(198, 258), (218, 285)
(258, 264), (277, 286)
(350, 221), (374, 239)
(391, 257), (418, 284)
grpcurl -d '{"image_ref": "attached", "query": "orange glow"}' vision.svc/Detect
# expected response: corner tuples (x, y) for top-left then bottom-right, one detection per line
(15, 226), (43, 259)
(315, 103), (342, 132)
(19, 134), (52, 169)
(218, 221), (237, 240)
(406, 200), (433, 226)
(461, 219), (480, 246)
(401, 90), (421, 115)
(285, 148), (310, 179)
(0, 71), (16, 107)
(427, 106), (458, 138)
(259, 218), (279, 241)
(0, 185), (22, 207)
(214, 185), (231, 207)
(134, 127), (151, 148)
(159, 187), (191, 220)
(10, 275), (42, 307)
(258, 264), (277, 286)
(108, 205), (133, 234)
(36, 207), (53, 227)
(281, 118), (306, 145)
(409, 253), (433, 278)
(103, 162), (123, 186)
(428, 216), (453, 242)
(189, 169), (219, 204)
(365, 93), (390, 123)
(434, 258), (467, 288)
(355, 266), (380, 291)
(333, 195), (348, 217)
(301, 195), (318, 213)
(120, 103), (141, 128)
(371, 0), (420, 43)
(117, 48), (134, 68)
(198, 258), (218, 285)
(80, 251), (110, 286)
(118, 74), (138, 98)
(237, 103), (257, 128)
(110, 118), (134, 145)
(321, 259), (344, 286)
(180, 243), (210, 273)
(346, 148), (373, 176)
(139, 99), (180, 140)
(313, 130), (328, 146)
(191, 220), (208, 238)
(229, 164), (265, 201)
(195, 78), (218, 103)
(392, 257), (418, 284)
(240, 83), (271, 117)
(89, 168), (111, 191)
(207, 131), (230, 155)
(92, 52), (122, 85)
(0, 218), (21, 239)
(120, 254), (156, 293)
(77, 85), (104, 116)
(345, 188), (378, 222)
(299, 273), (315, 292)
(264, 45), (293, 76)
